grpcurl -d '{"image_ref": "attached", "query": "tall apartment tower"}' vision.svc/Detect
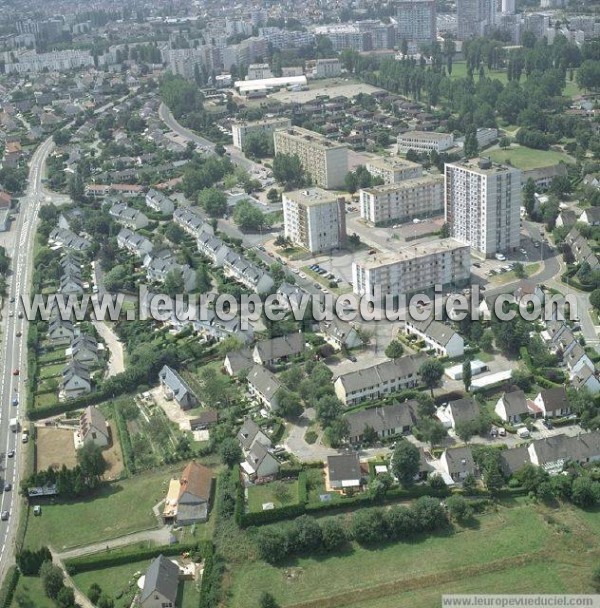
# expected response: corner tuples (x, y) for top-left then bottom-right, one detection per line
(282, 188), (346, 253)
(445, 158), (521, 258)
(457, 0), (496, 39)
(396, 0), (436, 52)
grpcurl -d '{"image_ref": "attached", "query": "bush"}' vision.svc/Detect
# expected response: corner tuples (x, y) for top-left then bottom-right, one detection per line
(0, 566), (19, 608)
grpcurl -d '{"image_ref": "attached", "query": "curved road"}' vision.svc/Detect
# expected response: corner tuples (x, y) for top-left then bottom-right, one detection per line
(0, 135), (55, 582)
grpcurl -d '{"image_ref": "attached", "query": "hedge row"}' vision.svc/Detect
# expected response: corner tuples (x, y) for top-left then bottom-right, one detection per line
(64, 541), (209, 575)
(198, 543), (215, 608)
(112, 401), (135, 475)
(29, 388), (114, 420)
(0, 566), (19, 608)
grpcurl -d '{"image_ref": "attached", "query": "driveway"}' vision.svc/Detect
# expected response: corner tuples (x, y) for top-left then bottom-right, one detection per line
(93, 320), (125, 377)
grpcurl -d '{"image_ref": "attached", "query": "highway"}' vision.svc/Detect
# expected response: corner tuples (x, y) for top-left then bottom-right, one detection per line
(0, 135), (55, 582)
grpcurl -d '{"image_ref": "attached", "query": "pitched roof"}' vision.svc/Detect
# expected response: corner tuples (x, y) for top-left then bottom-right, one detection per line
(178, 461), (213, 502)
(245, 440), (278, 474)
(79, 406), (108, 440)
(254, 333), (305, 362)
(140, 555), (179, 604)
(538, 386), (569, 411)
(448, 397), (479, 425)
(345, 400), (419, 438)
(225, 349), (253, 375)
(327, 453), (362, 483)
(247, 365), (282, 401)
(442, 446), (475, 475)
(237, 418), (271, 451)
(159, 365), (196, 404)
(531, 431), (600, 466)
(499, 446), (531, 476)
(500, 390), (529, 416)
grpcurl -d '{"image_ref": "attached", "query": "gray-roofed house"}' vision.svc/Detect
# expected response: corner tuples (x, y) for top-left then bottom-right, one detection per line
(252, 333), (305, 366)
(571, 365), (600, 394)
(237, 418), (272, 452)
(159, 365), (198, 410)
(499, 446), (531, 477)
(439, 446), (476, 482)
(59, 273), (84, 295)
(68, 334), (99, 365)
(530, 387), (571, 419)
(108, 201), (149, 230)
(327, 453), (363, 491)
(48, 227), (92, 252)
(528, 431), (600, 474)
(404, 316), (464, 358)
(494, 390), (529, 424)
(197, 232), (230, 266)
(48, 318), (75, 344)
(78, 406), (109, 447)
(61, 362), (91, 399)
(224, 349), (254, 377)
(436, 397), (479, 430)
(565, 342), (595, 376)
(334, 355), (425, 406)
(246, 365), (282, 410)
(580, 207), (600, 226)
(145, 188), (175, 215)
(116, 227), (154, 258)
(139, 555), (180, 608)
(241, 441), (280, 482)
(555, 209), (578, 229)
(345, 400), (420, 444)
(319, 318), (363, 350)
(174, 207), (214, 237)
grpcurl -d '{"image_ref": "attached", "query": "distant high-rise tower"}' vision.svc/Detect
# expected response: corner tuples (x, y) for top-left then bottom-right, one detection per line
(396, 0), (436, 52)
(502, 0), (516, 14)
(457, 0), (496, 39)
(445, 158), (521, 258)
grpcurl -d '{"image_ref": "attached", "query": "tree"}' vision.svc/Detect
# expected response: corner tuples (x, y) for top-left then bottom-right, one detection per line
(571, 476), (600, 508)
(164, 223), (185, 244)
(325, 418), (350, 447)
(87, 584), (102, 603)
(267, 188), (280, 203)
(260, 592), (280, 608)
(315, 395), (344, 427)
(68, 173), (85, 202)
(512, 262), (525, 279)
(445, 495), (473, 522)
(198, 187), (227, 217)
(462, 473), (477, 494)
(321, 518), (347, 551)
(233, 199), (266, 231)
(163, 269), (185, 297)
(590, 289), (600, 311)
(289, 515), (323, 553)
(215, 143), (226, 156)
(463, 359), (472, 392)
(256, 526), (288, 563)
(77, 442), (107, 481)
(392, 441), (420, 486)
(17, 547), (52, 576)
(384, 341), (404, 360)
(220, 437), (242, 468)
(419, 359), (444, 396)
(479, 330), (494, 352)
(277, 388), (303, 419)
(97, 596), (115, 608)
(499, 136), (511, 149)
(272, 153), (308, 189)
(351, 508), (387, 545)
(523, 178), (536, 218)
(439, 222), (450, 238)
(416, 418), (447, 447)
(576, 60), (600, 92)
(464, 131), (479, 159)
(56, 587), (75, 608)
(40, 561), (64, 599)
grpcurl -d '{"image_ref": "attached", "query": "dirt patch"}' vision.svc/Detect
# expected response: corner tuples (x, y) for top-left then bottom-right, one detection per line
(102, 421), (124, 480)
(36, 427), (78, 471)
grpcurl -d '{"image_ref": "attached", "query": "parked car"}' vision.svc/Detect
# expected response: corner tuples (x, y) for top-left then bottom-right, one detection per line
(33, 506), (41, 516)
(1, 511), (8, 521)
(347, 355), (357, 363)
(4, 483), (11, 492)
(541, 419), (554, 430)
(7, 450), (14, 458)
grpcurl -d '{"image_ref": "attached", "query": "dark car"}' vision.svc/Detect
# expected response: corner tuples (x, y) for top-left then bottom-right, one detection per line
(347, 355), (357, 363)
(4, 483), (11, 492)
(542, 419), (554, 430)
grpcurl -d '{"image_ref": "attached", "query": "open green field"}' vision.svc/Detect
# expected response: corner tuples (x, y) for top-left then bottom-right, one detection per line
(247, 480), (300, 513)
(487, 146), (573, 171)
(10, 575), (55, 608)
(25, 466), (182, 551)
(227, 503), (600, 608)
(490, 262), (540, 286)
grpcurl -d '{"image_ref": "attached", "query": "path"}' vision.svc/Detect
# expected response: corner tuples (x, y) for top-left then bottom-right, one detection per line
(92, 319), (125, 377)
(51, 551), (95, 608)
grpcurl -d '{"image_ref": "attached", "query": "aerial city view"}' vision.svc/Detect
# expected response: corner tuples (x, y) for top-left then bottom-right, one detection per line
(0, 0), (598, 606)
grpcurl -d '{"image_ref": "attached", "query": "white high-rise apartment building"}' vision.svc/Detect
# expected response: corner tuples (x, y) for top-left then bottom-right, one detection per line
(359, 175), (444, 225)
(445, 158), (521, 258)
(396, 0), (436, 52)
(274, 126), (348, 189)
(231, 117), (292, 150)
(365, 156), (423, 184)
(283, 188), (346, 253)
(352, 239), (471, 302)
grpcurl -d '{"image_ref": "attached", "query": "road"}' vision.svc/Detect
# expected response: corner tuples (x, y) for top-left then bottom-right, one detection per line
(0, 135), (56, 582)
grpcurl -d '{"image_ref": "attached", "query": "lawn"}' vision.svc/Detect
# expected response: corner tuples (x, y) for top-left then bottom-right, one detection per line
(227, 504), (582, 608)
(38, 363), (64, 380)
(449, 60), (509, 85)
(10, 575), (55, 608)
(490, 262), (541, 285)
(34, 391), (59, 408)
(487, 146), (573, 171)
(247, 480), (300, 513)
(25, 465), (182, 550)
(301, 267), (352, 296)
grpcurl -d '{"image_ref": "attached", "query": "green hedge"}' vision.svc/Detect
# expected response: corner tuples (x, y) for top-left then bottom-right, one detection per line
(64, 541), (209, 575)
(297, 472), (308, 504)
(520, 346), (533, 370)
(0, 566), (19, 608)
(112, 401), (135, 475)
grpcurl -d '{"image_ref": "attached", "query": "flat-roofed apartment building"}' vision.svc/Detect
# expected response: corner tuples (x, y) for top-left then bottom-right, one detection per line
(365, 156), (423, 184)
(273, 126), (348, 189)
(359, 174), (444, 225)
(352, 239), (470, 303)
(232, 117), (292, 150)
(397, 130), (454, 154)
(283, 188), (347, 253)
(445, 157), (521, 258)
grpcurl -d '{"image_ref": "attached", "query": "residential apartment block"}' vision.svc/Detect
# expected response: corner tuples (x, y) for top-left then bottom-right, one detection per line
(395, 0), (437, 51)
(283, 188), (346, 253)
(352, 239), (471, 302)
(397, 130), (454, 154)
(359, 175), (444, 225)
(231, 117), (291, 150)
(445, 158), (521, 258)
(365, 156), (423, 184)
(313, 58), (342, 79)
(273, 126), (348, 189)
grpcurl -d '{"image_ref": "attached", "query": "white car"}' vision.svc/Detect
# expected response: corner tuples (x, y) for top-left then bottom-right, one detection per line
(495, 253), (506, 261)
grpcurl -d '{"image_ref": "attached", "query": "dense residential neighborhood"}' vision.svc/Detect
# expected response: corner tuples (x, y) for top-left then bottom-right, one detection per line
(0, 1), (598, 607)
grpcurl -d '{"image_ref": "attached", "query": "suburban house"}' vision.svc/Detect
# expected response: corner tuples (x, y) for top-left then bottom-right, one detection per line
(580, 207), (600, 226)
(173, 206), (214, 238)
(528, 431), (600, 474)
(48, 227), (91, 252)
(237, 418), (272, 452)
(59, 273), (84, 295)
(252, 333), (305, 366)
(565, 343), (595, 376)
(222, 250), (274, 294)
(439, 447), (476, 482)
(158, 365), (198, 410)
(319, 318), (363, 350)
(224, 349), (254, 377)
(404, 317), (464, 358)
(192, 310), (254, 344)
(48, 318), (75, 344)
(117, 228), (154, 258)
(246, 365), (282, 410)
(327, 453), (363, 492)
(189, 410), (219, 430)
(436, 397), (480, 430)
(565, 228), (600, 270)
(528, 387), (571, 418)
(241, 440), (280, 482)
(571, 366), (600, 394)
(108, 201), (149, 229)
(345, 400), (420, 444)
(145, 188), (175, 215)
(197, 232), (230, 266)
(146, 255), (197, 292)
(276, 282), (308, 312)
(139, 555), (180, 608)
(555, 210), (578, 229)
(68, 334), (99, 365)
(494, 390), (529, 424)
(513, 280), (544, 305)
(499, 446), (531, 477)
(163, 461), (214, 524)
(77, 406), (109, 447)
(334, 355), (425, 406)
(61, 362), (91, 399)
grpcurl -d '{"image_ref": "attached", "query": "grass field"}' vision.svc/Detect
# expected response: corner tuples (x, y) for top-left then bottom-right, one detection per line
(487, 146), (573, 171)
(247, 480), (300, 513)
(36, 427), (78, 471)
(490, 262), (541, 285)
(10, 575), (55, 608)
(25, 466), (182, 551)
(227, 503), (600, 608)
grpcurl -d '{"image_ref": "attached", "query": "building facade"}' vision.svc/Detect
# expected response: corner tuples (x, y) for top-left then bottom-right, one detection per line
(397, 130), (454, 154)
(365, 156), (423, 184)
(231, 117), (292, 150)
